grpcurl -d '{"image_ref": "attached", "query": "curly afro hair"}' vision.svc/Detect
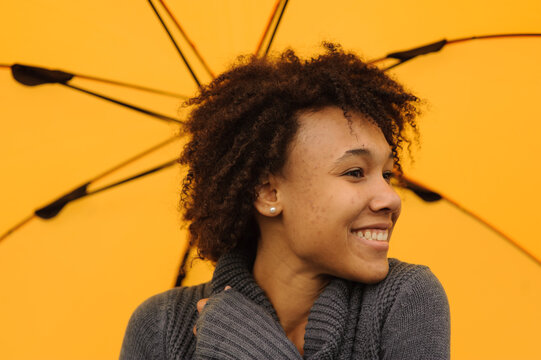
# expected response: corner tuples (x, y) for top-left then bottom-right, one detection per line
(179, 43), (419, 262)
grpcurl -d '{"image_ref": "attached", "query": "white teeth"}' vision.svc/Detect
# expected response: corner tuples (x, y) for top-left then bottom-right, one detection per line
(353, 229), (389, 242)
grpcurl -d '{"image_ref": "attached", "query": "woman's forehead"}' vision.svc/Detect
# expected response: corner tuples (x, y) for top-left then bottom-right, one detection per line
(287, 107), (393, 165)
(295, 108), (387, 147)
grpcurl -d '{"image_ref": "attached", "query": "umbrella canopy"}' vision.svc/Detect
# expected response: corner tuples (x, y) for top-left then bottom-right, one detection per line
(1, 1), (540, 359)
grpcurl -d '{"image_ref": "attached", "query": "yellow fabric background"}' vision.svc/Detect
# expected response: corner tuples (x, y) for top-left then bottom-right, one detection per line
(1, 1), (540, 359)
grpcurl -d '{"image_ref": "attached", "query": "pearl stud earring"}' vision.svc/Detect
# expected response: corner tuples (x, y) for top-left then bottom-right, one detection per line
(270, 207), (277, 214)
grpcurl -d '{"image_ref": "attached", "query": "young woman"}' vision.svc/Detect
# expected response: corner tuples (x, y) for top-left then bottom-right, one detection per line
(120, 44), (450, 359)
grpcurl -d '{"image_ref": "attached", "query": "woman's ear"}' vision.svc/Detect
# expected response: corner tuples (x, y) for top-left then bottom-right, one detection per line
(254, 175), (281, 217)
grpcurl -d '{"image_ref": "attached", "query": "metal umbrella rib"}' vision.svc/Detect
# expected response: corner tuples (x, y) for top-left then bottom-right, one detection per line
(368, 33), (541, 70)
(8, 64), (183, 123)
(0, 136), (180, 242)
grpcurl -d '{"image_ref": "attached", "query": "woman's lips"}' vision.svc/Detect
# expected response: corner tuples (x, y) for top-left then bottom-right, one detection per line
(352, 229), (389, 241)
(350, 228), (391, 252)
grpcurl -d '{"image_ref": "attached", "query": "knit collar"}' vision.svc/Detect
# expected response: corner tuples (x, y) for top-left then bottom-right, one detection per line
(211, 249), (281, 322)
(211, 250), (360, 359)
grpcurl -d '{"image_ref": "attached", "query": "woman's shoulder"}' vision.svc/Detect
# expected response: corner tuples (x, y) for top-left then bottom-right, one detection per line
(138, 281), (213, 315)
(387, 259), (450, 356)
(364, 258), (448, 307)
(127, 281), (213, 328)
(386, 258), (440, 286)
(119, 282), (212, 359)
(385, 258), (446, 296)
(353, 259), (450, 359)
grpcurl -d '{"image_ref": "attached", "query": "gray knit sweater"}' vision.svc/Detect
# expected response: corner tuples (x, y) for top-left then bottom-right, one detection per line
(120, 251), (450, 359)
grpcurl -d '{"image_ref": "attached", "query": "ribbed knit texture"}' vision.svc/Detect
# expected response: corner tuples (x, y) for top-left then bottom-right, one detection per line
(120, 250), (450, 359)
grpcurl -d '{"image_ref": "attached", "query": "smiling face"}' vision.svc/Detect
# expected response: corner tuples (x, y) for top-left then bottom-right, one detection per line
(256, 106), (401, 284)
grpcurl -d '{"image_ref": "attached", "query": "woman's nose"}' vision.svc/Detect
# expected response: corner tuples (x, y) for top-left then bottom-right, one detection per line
(368, 179), (401, 214)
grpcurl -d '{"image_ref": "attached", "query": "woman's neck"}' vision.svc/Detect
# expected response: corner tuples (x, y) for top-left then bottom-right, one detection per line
(252, 245), (329, 355)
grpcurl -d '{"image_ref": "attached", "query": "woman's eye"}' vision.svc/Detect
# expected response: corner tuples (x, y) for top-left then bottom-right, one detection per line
(383, 171), (394, 183)
(343, 168), (364, 178)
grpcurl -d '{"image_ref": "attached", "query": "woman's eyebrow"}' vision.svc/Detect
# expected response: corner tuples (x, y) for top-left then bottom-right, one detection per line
(333, 148), (393, 165)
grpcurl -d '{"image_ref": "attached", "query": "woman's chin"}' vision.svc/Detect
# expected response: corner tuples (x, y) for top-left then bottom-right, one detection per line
(348, 260), (390, 284)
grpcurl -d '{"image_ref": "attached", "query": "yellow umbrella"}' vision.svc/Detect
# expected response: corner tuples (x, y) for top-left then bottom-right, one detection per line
(1, 1), (540, 359)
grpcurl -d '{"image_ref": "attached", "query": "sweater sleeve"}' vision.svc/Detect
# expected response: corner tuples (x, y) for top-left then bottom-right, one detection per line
(119, 292), (167, 360)
(194, 289), (302, 360)
(380, 266), (450, 360)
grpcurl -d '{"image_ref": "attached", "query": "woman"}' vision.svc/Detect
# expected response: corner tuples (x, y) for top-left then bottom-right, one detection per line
(120, 43), (450, 359)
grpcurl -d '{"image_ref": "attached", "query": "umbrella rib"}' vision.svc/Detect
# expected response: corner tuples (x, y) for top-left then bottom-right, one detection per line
(0, 214), (36, 243)
(158, 0), (215, 79)
(263, 0), (289, 56)
(0, 136), (180, 241)
(86, 159), (178, 197)
(61, 83), (182, 124)
(147, 0), (201, 87)
(255, 0), (282, 56)
(444, 195), (541, 267)
(401, 175), (541, 267)
(4, 63), (188, 98)
(174, 240), (192, 287)
(368, 32), (541, 68)
(446, 33), (541, 46)
(73, 73), (188, 99)
(31, 160), (179, 221)
(382, 60), (407, 71)
(92, 135), (180, 181)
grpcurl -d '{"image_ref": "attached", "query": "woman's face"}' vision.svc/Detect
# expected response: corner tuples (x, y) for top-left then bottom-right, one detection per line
(270, 106), (401, 284)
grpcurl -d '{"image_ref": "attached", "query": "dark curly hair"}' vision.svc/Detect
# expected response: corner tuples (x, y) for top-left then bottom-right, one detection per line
(179, 43), (419, 262)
